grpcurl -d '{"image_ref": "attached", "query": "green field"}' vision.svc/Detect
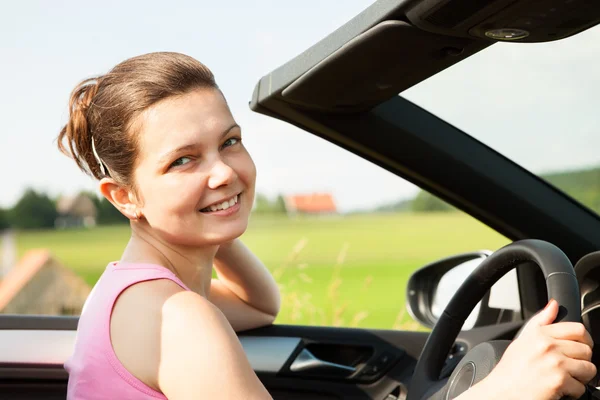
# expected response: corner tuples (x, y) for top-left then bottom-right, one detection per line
(13, 212), (509, 330)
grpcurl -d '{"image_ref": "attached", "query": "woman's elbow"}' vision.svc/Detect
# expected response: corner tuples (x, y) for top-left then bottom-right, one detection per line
(262, 312), (277, 327)
(260, 301), (280, 326)
(237, 310), (278, 331)
(258, 285), (281, 319)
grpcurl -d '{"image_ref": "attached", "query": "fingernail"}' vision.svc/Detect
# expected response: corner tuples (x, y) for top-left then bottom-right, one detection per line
(544, 299), (555, 310)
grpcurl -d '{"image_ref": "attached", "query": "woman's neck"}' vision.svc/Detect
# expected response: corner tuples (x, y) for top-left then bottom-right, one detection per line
(120, 224), (217, 296)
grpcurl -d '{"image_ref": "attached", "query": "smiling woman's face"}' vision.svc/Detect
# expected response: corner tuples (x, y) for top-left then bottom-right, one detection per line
(132, 88), (256, 247)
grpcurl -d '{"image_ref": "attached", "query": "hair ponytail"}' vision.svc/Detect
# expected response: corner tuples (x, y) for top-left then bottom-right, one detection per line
(57, 77), (106, 180)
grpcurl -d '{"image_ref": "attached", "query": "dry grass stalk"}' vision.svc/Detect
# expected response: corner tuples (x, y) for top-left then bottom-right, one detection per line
(273, 237), (308, 281)
(350, 311), (369, 327)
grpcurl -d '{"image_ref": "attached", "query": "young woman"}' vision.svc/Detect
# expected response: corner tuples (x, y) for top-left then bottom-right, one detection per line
(60, 52), (595, 399)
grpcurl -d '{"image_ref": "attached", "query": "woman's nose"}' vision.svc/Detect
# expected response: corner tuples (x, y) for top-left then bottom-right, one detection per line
(207, 159), (236, 189)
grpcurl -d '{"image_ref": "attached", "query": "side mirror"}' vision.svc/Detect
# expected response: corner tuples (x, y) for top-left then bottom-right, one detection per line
(406, 250), (521, 330)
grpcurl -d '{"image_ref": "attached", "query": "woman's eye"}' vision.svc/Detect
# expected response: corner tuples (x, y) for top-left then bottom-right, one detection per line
(170, 156), (192, 169)
(222, 137), (240, 148)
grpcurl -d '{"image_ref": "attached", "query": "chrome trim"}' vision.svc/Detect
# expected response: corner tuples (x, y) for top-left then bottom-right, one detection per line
(290, 348), (355, 373)
(0, 330), (76, 364)
(0, 330), (301, 375)
(239, 336), (301, 373)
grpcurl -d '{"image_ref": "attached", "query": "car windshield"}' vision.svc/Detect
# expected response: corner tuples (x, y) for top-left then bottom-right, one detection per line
(401, 25), (600, 216)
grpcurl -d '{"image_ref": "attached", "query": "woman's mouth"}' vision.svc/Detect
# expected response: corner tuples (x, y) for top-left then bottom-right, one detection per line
(199, 193), (241, 215)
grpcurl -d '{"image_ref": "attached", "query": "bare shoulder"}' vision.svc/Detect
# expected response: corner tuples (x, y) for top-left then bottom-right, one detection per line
(112, 279), (271, 399)
(158, 291), (272, 399)
(110, 278), (187, 391)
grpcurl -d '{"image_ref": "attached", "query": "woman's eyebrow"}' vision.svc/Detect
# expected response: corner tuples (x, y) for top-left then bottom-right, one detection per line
(158, 123), (241, 164)
(220, 123), (241, 139)
(158, 143), (198, 165)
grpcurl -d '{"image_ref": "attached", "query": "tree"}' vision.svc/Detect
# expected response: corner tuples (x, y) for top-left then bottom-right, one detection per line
(10, 189), (58, 229)
(0, 208), (10, 230)
(252, 193), (289, 215)
(411, 190), (454, 213)
(253, 193), (272, 214)
(274, 195), (287, 214)
(80, 192), (127, 225)
(97, 198), (128, 224)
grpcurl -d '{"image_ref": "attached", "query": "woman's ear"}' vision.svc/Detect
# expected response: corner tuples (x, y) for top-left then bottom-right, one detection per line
(99, 177), (139, 221)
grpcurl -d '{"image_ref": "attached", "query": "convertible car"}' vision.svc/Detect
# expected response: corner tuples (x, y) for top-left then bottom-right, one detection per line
(2, 0), (600, 399)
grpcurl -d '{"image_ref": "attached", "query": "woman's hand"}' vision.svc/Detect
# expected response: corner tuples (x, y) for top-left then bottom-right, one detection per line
(210, 239), (281, 331)
(461, 299), (596, 400)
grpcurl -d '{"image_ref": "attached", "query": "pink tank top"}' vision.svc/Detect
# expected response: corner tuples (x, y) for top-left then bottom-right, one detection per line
(64, 261), (191, 399)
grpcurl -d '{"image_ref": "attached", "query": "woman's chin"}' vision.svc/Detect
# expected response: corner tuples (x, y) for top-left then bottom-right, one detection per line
(165, 231), (244, 248)
(155, 215), (250, 247)
(192, 222), (248, 246)
(204, 229), (245, 245)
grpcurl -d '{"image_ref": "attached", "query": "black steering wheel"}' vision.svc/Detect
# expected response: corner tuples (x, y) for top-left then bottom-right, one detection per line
(407, 239), (582, 400)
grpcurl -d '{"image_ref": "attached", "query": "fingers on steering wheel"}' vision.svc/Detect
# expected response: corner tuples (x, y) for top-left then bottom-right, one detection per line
(562, 357), (598, 385)
(558, 375), (587, 399)
(554, 340), (594, 361)
(543, 322), (594, 348)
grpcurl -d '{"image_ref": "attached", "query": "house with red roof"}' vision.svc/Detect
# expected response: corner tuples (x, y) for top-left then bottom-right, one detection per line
(284, 193), (338, 216)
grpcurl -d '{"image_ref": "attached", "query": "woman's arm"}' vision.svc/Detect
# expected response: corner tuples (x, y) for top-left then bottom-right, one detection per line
(159, 289), (273, 399)
(209, 239), (281, 331)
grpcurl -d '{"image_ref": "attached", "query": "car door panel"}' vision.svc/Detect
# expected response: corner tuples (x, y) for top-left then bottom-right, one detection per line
(0, 316), (521, 399)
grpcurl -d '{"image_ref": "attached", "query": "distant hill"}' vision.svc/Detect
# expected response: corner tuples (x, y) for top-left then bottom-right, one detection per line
(543, 166), (600, 214)
(372, 165), (600, 214)
(373, 198), (412, 213)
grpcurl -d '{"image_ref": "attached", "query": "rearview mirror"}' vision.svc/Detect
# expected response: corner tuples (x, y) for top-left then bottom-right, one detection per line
(406, 250), (521, 330)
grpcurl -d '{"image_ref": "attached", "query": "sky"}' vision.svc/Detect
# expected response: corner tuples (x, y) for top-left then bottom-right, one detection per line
(1, 1), (599, 212)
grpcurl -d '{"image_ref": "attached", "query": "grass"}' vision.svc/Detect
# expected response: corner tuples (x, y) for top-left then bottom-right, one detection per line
(11, 212), (510, 330)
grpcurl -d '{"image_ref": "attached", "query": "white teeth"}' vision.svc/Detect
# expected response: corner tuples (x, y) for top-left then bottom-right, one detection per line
(201, 194), (240, 212)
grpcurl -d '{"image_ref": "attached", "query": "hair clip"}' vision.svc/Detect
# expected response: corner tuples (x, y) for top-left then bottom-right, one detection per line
(91, 136), (107, 177)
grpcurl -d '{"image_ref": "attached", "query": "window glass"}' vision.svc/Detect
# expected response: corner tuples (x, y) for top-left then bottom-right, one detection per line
(401, 26), (600, 216)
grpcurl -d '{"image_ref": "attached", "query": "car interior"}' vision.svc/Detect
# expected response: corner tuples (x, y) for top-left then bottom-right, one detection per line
(1, 0), (600, 399)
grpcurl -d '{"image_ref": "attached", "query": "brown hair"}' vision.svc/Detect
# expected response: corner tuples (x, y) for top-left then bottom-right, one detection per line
(57, 52), (218, 187)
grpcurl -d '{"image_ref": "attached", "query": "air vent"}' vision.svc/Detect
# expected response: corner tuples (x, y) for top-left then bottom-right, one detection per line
(426, 0), (499, 29)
